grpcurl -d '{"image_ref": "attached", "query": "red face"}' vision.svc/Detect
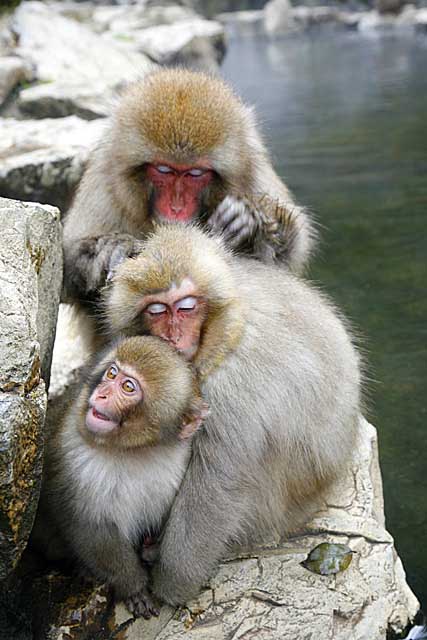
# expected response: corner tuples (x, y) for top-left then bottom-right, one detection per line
(141, 280), (206, 361)
(85, 363), (143, 435)
(145, 162), (213, 222)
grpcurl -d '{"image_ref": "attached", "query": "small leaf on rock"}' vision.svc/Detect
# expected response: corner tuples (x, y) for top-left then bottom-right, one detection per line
(301, 542), (354, 575)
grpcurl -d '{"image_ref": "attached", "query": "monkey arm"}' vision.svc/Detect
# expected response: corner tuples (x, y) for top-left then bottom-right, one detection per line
(62, 233), (142, 304)
(71, 521), (159, 618)
(152, 434), (249, 606)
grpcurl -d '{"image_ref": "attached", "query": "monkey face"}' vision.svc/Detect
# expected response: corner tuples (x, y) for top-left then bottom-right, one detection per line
(139, 279), (207, 361)
(85, 361), (143, 435)
(145, 163), (214, 223)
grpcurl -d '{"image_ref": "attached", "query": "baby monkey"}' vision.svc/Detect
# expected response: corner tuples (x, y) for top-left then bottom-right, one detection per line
(34, 336), (207, 618)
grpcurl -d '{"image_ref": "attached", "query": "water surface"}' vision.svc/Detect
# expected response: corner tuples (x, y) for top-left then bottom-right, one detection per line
(222, 29), (427, 608)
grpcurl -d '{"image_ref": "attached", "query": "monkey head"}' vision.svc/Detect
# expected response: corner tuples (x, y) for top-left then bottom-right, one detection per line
(106, 69), (261, 229)
(77, 335), (204, 449)
(104, 225), (247, 378)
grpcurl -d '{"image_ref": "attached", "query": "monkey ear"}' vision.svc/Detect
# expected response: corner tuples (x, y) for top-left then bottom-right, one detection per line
(179, 400), (209, 440)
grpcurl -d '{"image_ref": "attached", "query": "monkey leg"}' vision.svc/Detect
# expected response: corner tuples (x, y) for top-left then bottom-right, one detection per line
(63, 233), (142, 304)
(72, 522), (159, 619)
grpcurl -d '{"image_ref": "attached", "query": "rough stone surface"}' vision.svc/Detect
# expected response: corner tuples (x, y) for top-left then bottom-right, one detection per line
(375, 0), (407, 15)
(11, 1), (153, 85)
(0, 116), (106, 210)
(18, 81), (114, 120)
(0, 56), (33, 107)
(31, 575), (113, 640)
(108, 420), (418, 640)
(93, 3), (198, 33)
(119, 19), (226, 71)
(0, 197), (62, 580)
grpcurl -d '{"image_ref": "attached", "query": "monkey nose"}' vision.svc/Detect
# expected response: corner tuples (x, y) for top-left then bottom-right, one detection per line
(171, 202), (183, 213)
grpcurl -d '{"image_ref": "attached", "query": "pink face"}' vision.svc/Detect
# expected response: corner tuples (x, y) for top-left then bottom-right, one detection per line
(141, 280), (206, 361)
(145, 162), (213, 222)
(85, 362), (143, 435)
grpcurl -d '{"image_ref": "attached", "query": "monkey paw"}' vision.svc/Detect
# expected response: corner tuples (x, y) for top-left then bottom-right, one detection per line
(124, 590), (160, 619)
(208, 196), (258, 249)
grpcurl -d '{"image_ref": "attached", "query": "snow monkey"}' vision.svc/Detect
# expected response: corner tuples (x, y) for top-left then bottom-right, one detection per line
(32, 336), (207, 618)
(63, 68), (315, 349)
(103, 224), (362, 606)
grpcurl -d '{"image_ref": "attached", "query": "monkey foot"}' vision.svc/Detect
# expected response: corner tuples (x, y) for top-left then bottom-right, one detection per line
(124, 591), (160, 619)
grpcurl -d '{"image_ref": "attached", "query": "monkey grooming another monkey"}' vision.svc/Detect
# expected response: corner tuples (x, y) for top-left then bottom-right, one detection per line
(103, 224), (362, 606)
(63, 68), (315, 348)
(33, 336), (207, 618)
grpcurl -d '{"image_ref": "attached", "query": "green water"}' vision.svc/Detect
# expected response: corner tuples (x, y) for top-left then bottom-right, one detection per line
(222, 30), (427, 608)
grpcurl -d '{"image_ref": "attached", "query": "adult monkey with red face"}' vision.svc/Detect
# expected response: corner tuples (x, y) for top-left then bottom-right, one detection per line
(63, 68), (314, 348)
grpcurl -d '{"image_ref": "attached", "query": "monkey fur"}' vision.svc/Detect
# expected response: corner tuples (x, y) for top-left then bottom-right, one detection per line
(32, 335), (206, 618)
(63, 68), (315, 351)
(103, 224), (362, 606)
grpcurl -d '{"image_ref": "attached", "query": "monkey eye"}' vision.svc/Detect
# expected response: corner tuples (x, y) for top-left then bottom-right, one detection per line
(122, 379), (137, 394)
(146, 302), (167, 315)
(187, 168), (204, 177)
(155, 165), (173, 174)
(176, 296), (197, 312)
(105, 364), (118, 380)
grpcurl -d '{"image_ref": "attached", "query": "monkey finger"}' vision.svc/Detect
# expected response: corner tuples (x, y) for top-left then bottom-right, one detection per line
(209, 197), (247, 230)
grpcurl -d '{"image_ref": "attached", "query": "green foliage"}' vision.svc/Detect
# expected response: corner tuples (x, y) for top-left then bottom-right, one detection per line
(301, 543), (354, 576)
(0, 0), (22, 17)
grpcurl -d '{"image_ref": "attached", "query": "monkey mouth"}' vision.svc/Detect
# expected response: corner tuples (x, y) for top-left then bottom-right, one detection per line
(85, 407), (120, 434)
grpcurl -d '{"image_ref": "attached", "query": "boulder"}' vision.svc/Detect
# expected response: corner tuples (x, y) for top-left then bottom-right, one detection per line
(18, 82), (114, 120)
(264, 0), (299, 35)
(93, 3), (198, 33)
(0, 116), (105, 210)
(291, 6), (341, 29)
(0, 197), (62, 580)
(375, 0), (407, 15)
(126, 19), (226, 71)
(11, 2), (153, 85)
(0, 56), (33, 108)
(415, 7), (427, 31)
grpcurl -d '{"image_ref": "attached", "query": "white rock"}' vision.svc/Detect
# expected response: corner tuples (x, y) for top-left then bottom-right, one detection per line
(18, 81), (115, 120)
(0, 197), (62, 578)
(0, 56), (33, 107)
(111, 419), (418, 640)
(264, 0), (299, 35)
(0, 116), (106, 210)
(125, 19), (226, 71)
(11, 1), (153, 85)
(95, 3), (197, 34)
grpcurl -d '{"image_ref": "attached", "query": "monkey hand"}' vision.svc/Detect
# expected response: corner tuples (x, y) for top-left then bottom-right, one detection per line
(179, 400), (209, 440)
(208, 196), (258, 251)
(63, 233), (142, 302)
(124, 590), (160, 619)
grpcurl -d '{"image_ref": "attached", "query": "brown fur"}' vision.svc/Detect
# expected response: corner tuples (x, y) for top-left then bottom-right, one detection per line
(63, 69), (315, 355)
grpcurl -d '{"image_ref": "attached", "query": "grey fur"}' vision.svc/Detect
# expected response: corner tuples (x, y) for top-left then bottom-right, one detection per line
(104, 227), (361, 606)
(33, 336), (201, 617)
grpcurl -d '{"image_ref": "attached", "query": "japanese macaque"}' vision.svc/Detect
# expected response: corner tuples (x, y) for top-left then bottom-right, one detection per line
(32, 336), (207, 618)
(63, 68), (315, 346)
(103, 224), (362, 606)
